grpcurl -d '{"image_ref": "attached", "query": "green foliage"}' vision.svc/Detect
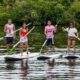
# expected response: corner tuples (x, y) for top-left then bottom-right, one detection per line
(0, 0), (80, 26)
(0, 0), (80, 50)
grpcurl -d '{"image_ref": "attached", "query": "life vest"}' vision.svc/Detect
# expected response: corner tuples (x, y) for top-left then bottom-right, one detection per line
(20, 28), (28, 37)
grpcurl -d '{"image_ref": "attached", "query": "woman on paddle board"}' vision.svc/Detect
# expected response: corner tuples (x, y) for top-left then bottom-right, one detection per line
(19, 22), (28, 56)
(62, 22), (78, 53)
(4, 19), (15, 49)
(44, 20), (57, 51)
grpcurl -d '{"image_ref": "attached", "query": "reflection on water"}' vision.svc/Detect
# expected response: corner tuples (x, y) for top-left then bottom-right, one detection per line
(20, 60), (28, 80)
(5, 61), (15, 70)
(0, 53), (80, 80)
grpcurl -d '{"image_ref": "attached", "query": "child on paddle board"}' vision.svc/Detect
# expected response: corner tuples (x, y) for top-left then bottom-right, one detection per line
(62, 22), (78, 53)
(44, 20), (57, 51)
(4, 19), (15, 49)
(19, 22), (28, 56)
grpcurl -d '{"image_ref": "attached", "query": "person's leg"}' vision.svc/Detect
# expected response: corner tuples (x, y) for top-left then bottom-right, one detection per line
(46, 38), (49, 50)
(71, 39), (76, 53)
(48, 38), (54, 51)
(51, 37), (55, 51)
(9, 37), (14, 48)
(20, 43), (23, 56)
(6, 37), (10, 52)
(47, 38), (51, 51)
(67, 38), (71, 53)
(26, 43), (29, 54)
(23, 42), (28, 54)
(11, 37), (14, 44)
(45, 38), (51, 53)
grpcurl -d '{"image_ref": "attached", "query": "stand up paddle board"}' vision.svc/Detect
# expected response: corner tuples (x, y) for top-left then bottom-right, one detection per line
(63, 53), (80, 59)
(4, 52), (39, 61)
(37, 52), (63, 60)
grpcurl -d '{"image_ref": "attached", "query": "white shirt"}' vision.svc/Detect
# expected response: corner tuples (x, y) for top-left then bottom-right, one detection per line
(65, 28), (77, 37)
(5, 24), (15, 37)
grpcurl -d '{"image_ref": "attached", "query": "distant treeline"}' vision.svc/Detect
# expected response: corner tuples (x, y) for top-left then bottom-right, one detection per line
(0, 0), (80, 49)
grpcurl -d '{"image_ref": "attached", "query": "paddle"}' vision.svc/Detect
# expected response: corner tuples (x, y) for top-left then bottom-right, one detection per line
(9, 26), (35, 54)
(0, 23), (31, 41)
(40, 39), (47, 53)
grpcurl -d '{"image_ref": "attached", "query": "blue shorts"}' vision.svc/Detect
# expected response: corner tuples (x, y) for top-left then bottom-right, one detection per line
(46, 38), (54, 46)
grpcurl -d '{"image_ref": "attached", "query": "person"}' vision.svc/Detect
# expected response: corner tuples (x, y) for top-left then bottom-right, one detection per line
(44, 20), (57, 51)
(62, 22), (78, 53)
(19, 22), (28, 56)
(4, 19), (15, 49)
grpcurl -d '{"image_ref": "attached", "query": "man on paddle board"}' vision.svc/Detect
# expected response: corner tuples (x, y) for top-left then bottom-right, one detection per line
(44, 20), (57, 51)
(19, 22), (28, 56)
(62, 22), (78, 53)
(4, 19), (15, 49)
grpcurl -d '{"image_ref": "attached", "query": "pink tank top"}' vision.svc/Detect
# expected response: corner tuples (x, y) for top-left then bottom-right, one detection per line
(45, 25), (56, 38)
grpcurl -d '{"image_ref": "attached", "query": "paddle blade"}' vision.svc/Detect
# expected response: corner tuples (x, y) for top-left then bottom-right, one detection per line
(26, 23), (32, 26)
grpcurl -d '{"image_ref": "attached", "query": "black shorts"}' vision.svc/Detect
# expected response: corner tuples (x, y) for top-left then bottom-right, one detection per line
(46, 38), (54, 46)
(5, 37), (14, 44)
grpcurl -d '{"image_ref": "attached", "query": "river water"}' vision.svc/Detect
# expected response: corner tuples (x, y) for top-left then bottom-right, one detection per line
(0, 52), (80, 80)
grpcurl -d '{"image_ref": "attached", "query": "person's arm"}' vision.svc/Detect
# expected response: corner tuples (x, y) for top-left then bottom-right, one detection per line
(54, 25), (57, 33)
(62, 27), (68, 32)
(62, 27), (66, 31)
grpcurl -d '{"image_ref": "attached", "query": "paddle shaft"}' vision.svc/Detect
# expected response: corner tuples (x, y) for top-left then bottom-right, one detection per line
(40, 39), (47, 53)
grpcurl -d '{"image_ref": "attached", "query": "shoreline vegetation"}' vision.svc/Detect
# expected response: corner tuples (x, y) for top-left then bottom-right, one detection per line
(0, 0), (80, 51)
(0, 26), (80, 52)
